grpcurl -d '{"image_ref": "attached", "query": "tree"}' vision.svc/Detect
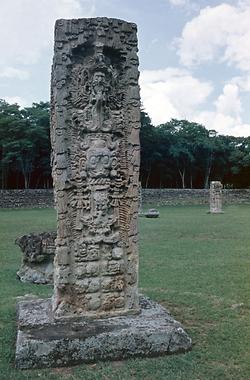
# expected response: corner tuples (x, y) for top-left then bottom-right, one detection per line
(23, 102), (51, 188)
(157, 120), (210, 188)
(0, 100), (24, 188)
(140, 117), (250, 189)
(226, 136), (250, 187)
(140, 110), (162, 187)
(0, 100), (51, 188)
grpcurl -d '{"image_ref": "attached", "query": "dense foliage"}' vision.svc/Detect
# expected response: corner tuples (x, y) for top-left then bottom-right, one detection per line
(140, 111), (250, 188)
(0, 100), (51, 189)
(0, 99), (250, 188)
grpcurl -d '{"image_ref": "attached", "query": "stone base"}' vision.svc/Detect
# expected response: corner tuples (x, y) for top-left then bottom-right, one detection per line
(15, 296), (192, 369)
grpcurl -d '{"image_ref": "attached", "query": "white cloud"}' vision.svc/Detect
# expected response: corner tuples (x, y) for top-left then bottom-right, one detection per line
(178, 2), (250, 71)
(232, 122), (250, 136)
(140, 68), (250, 136)
(0, 0), (95, 66)
(194, 110), (250, 137)
(193, 83), (250, 137)
(0, 67), (30, 80)
(215, 84), (242, 116)
(231, 75), (250, 92)
(140, 67), (213, 125)
(3, 96), (28, 108)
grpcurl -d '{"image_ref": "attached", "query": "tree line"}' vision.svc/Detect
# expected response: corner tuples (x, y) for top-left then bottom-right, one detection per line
(0, 99), (250, 189)
(140, 111), (250, 188)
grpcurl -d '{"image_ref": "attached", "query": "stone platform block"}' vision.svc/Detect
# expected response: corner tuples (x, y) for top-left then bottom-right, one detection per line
(15, 296), (192, 369)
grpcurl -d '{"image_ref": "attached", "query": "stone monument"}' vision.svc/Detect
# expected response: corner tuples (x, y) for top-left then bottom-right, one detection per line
(209, 181), (223, 213)
(16, 232), (56, 284)
(50, 16), (141, 317)
(15, 18), (191, 369)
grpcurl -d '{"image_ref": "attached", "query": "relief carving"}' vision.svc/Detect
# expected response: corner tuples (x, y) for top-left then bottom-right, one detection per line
(51, 18), (141, 319)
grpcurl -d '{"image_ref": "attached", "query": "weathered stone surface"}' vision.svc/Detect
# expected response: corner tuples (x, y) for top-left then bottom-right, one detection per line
(15, 296), (192, 369)
(0, 189), (54, 208)
(209, 181), (223, 214)
(51, 18), (141, 319)
(16, 232), (56, 284)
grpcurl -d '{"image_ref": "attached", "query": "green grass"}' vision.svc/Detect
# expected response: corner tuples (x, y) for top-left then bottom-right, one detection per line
(0, 205), (250, 380)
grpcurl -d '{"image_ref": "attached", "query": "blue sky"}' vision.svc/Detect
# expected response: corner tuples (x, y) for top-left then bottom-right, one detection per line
(1, 0), (250, 136)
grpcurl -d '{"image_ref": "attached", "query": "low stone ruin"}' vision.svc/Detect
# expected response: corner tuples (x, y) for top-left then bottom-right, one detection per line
(16, 232), (56, 284)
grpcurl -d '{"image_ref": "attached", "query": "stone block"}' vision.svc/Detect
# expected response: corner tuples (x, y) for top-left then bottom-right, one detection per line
(15, 296), (192, 369)
(16, 232), (56, 284)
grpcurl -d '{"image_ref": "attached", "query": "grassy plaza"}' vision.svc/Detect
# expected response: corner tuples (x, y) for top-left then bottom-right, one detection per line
(0, 205), (249, 379)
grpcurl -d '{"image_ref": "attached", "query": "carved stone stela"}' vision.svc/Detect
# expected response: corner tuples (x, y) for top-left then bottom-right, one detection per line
(15, 19), (192, 369)
(209, 181), (223, 214)
(51, 18), (141, 318)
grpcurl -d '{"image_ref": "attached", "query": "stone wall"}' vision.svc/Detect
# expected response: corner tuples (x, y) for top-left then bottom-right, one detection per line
(0, 190), (54, 208)
(1, 189), (250, 208)
(142, 188), (250, 206)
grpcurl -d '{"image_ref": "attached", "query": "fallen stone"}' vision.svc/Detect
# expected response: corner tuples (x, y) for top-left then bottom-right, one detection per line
(16, 232), (56, 284)
(15, 295), (192, 369)
(145, 209), (160, 218)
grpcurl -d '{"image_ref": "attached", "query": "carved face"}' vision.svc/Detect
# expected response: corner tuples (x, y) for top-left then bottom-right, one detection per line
(93, 71), (105, 86)
(92, 71), (106, 98)
(86, 139), (111, 178)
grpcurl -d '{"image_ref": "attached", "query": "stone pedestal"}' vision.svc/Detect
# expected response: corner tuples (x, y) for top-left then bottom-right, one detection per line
(209, 181), (223, 214)
(15, 17), (192, 369)
(16, 296), (192, 369)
